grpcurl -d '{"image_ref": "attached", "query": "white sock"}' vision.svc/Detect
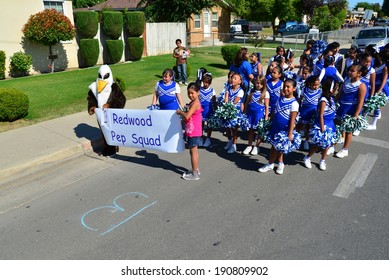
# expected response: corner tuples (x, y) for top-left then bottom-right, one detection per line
(371, 117), (378, 126)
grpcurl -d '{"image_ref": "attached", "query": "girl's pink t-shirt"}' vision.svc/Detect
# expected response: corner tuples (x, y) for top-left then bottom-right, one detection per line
(185, 102), (203, 137)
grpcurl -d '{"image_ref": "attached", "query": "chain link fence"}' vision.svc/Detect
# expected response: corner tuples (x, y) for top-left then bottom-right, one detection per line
(187, 27), (362, 53)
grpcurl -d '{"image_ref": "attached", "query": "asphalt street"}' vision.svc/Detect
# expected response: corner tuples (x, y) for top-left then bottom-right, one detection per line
(0, 109), (388, 260)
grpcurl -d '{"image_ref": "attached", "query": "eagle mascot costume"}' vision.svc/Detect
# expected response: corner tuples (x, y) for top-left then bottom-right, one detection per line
(87, 65), (126, 157)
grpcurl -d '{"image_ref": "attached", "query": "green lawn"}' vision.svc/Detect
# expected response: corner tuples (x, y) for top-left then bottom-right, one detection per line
(0, 42), (302, 132)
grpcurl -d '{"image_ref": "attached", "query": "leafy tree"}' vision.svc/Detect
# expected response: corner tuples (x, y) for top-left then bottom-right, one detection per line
(137, 0), (214, 22)
(355, 2), (380, 11)
(383, 0), (389, 16)
(22, 9), (76, 72)
(225, 0), (302, 35)
(72, 0), (106, 8)
(310, 3), (347, 32)
(301, 0), (324, 17)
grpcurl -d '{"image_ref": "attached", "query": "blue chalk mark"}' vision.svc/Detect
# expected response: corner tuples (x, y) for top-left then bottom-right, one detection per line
(100, 200), (157, 236)
(80, 192), (157, 235)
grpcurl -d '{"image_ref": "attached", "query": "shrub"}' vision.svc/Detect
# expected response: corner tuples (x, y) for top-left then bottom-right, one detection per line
(106, 40), (123, 64)
(127, 37), (144, 61)
(79, 39), (99, 67)
(102, 11), (123, 40)
(74, 11), (99, 39)
(22, 9), (76, 46)
(221, 45), (241, 66)
(0, 50), (5, 80)
(124, 11), (145, 37)
(0, 88), (29, 122)
(9, 51), (33, 77)
(114, 76), (127, 91)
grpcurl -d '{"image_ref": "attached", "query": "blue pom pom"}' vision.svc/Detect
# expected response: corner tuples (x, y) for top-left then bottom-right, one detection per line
(309, 125), (337, 148)
(271, 130), (301, 154)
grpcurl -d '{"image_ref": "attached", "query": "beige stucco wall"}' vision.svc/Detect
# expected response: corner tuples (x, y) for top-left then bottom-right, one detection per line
(0, 0), (78, 77)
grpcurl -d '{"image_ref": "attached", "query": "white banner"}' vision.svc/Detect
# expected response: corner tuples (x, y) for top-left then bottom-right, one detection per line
(95, 108), (185, 153)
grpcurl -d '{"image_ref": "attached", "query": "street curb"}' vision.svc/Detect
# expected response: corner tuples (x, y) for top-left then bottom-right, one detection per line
(0, 137), (101, 186)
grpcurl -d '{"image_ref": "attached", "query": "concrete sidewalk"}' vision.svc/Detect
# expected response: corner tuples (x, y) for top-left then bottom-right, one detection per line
(0, 76), (229, 186)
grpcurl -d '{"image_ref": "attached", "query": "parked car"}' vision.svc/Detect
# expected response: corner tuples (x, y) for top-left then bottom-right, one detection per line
(374, 18), (389, 26)
(277, 24), (309, 36)
(230, 19), (263, 36)
(352, 26), (389, 51)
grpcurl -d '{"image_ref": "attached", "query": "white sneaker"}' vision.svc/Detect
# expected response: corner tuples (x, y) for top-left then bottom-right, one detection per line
(243, 146), (252, 155)
(203, 138), (211, 147)
(224, 140), (232, 150)
(198, 138), (204, 147)
(258, 163), (274, 173)
(366, 124), (377, 130)
(276, 163), (285, 175)
(303, 156), (312, 169)
(337, 137), (344, 144)
(183, 169), (200, 176)
(336, 149), (349, 158)
(182, 171), (200, 180)
(353, 130), (360, 136)
(319, 161), (326, 171)
(227, 144), (237, 153)
(303, 141), (310, 151)
(250, 146), (259, 155)
(326, 146), (335, 156)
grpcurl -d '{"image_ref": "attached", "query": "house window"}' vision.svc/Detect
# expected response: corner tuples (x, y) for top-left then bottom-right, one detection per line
(194, 14), (201, 29)
(212, 12), (218, 28)
(43, 1), (64, 13)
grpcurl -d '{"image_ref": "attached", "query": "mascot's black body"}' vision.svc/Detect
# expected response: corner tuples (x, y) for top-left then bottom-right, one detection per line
(87, 65), (126, 157)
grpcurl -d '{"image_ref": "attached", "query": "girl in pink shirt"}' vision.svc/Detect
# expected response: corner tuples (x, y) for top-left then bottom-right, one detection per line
(176, 82), (203, 180)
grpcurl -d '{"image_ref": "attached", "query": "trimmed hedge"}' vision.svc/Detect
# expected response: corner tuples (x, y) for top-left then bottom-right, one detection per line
(79, 39), (99, 67)
(102, 11), (123, 40)
(0, 50), (5, 80)
(0, 88), (29, 122)
(124, 11), (145, 37)
(106, 40), (123, 64)
(9, 51), (33, 77)
(221, 45), (241, 66)
(127, 37), (143, 61)
(74, 11), (98, 39)
(114, 76), (127, 91)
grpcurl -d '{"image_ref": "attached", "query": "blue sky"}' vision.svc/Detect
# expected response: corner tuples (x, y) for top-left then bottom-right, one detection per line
(348, 0), (383, 9)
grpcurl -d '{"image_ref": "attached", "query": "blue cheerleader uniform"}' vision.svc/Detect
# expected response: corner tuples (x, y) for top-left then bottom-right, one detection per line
(296, 76), (306, 99)
(199, 86), (216, 121)
(246, 90), (268, 129)
(336, 78), (363, 120)
(252, 61), (261, 79)
(375, 64), (389, 96)
(156, 80), (180, 110)
(225, 86), (245, 128)
(318, 65), (344, 84)
(361, 66), (375, 100)
(309, 96), (337, 148)
(298, 86), (322, 124)
(313, 59), (324, 76)
(268, 96), (299, 147)
(266, 79), (283, 114)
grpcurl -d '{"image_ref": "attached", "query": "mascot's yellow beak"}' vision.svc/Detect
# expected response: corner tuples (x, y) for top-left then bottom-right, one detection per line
(97, 79), (108, 93)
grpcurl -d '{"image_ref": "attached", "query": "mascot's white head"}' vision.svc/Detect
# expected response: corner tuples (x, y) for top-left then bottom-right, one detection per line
(96, 64), (114, 93)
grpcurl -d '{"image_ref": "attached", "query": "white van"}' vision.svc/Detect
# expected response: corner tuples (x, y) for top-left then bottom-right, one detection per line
(352, 26), (389, 51)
